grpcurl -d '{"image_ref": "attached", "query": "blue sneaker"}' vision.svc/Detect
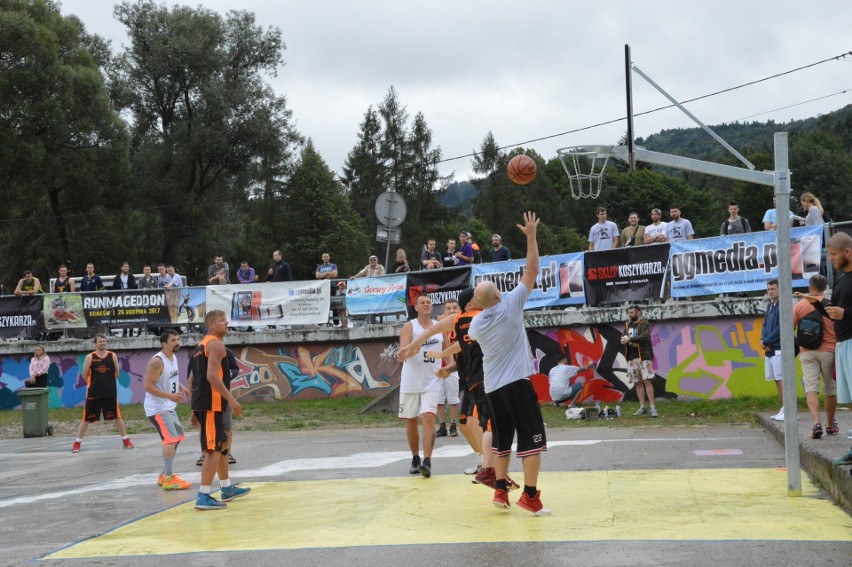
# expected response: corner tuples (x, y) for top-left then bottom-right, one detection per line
(221, 484), (251, 502)
(195, 493), (227, 510)
(832, 450), (852, 466)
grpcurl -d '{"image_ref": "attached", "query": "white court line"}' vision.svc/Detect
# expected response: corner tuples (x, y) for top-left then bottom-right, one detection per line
(0, 436), (764, 509)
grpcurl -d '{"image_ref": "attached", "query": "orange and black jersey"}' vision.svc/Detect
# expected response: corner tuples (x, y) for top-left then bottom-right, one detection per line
(190, 335), (230, 412)
(86, 351), (118, 399)
(454, 309), (484, 390)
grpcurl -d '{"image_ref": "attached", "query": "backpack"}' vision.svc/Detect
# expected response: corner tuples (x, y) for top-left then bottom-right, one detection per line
(796, 300), (828, 350)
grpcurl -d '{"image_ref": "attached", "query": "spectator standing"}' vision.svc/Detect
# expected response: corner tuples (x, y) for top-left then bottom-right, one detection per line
(52, 265), (75, 293)
(314, 253), (338, 280)
(207, 256), (230, 285)
(164, 265), (183, 288)
(137, 265), (158, 289)
(456, 232), (475, 265)
(720, 202), (752, 236)
(156, 264), (170, 288)
(79, 263), (104, 292)
(588, 207), (619, 251)
(620, 212), (646, 247)
(643, 209), (668, 244)
(26, 344), (50, 388)
(442, 239), (459, 268)
(14, 270), (43, 295)
(237, 261), (257, 283)
(353, 255), (385, 278)
(111, 262), (138, 290)
(267, 250), (293, 282)
(421, 240), (442, 270)
(664, 205), (695, 242)
(793, 275), (837, 439)
(622, 305), (658, 417)
(761, 279), (785, 421)
(489, 234), (511, 262)
(800, 192), (825, 226)
(762, 196), (800, 230)
(392, 249), (411, 273)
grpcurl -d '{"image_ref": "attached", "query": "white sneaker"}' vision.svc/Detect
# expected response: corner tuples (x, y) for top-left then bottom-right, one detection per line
(770, 408), (784, 421)
(464, 463), (482, 475)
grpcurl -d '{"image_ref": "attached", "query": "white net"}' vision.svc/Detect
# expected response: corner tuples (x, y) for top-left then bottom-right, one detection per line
(556, 146), (611, 200)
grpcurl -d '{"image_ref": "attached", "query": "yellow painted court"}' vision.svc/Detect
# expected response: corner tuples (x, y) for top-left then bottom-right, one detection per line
(47, 468), (852, 559)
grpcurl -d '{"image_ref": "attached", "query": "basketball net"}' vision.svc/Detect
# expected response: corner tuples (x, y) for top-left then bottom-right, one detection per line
(556, 146), (610, 200)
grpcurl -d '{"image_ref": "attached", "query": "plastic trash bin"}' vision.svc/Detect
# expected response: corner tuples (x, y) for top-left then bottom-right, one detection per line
(18, 388), (53, 438)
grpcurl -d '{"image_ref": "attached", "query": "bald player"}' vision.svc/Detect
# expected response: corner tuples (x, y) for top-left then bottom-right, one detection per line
(468, 211), (550, 516)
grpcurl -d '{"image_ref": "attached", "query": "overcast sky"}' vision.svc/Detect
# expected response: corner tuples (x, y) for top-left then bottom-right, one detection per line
(60, 0), (852, 182)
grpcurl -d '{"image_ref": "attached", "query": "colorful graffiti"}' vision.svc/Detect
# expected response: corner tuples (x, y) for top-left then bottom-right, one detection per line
(0, 340), (397, 410)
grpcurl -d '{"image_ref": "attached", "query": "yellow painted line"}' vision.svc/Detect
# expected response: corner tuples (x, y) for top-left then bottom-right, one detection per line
(46, 469), (852, 559)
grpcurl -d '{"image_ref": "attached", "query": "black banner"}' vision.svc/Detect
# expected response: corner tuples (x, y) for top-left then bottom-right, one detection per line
(0, 296), (43, 339)
(583, 244), (670, 307)
(405, 267), (472, 318)
(79, 290), (172, 326)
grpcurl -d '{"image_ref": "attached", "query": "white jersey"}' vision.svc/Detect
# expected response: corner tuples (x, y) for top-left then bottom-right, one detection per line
(468, 284), (535, 393)
(143, 351), (180, 416)
(400, 318), (442, 394)
(644, 221), (667, 242)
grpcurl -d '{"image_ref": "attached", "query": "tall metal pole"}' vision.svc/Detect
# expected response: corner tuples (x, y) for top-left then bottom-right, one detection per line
(774, 132), (802, 496)
(624, 44), (636, 172)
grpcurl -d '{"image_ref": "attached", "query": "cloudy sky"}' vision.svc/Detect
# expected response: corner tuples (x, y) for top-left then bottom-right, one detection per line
(60, 0), (852, 181)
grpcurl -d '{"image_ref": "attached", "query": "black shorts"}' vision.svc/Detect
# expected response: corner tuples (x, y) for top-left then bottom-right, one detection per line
(83, 397), (120, 422)
(485, 379), (547, 457)
(195, 410), (226, 453)
(27, 374), (48, 388)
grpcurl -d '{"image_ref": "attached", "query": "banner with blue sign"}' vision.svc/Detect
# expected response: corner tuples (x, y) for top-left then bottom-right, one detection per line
(344, 275), (408, 315)
(471, 253), (585, 308)
(669, 225), (823, 297)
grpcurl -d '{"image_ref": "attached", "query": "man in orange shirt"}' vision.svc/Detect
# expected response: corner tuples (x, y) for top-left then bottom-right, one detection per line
(793, 274), (838, 439)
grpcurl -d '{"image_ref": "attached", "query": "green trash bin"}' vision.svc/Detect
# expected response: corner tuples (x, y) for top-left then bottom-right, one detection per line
(18, 388), (53, 438)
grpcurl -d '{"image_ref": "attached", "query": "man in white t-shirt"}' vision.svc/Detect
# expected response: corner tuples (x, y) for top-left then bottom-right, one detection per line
(643, 209), (668, 244)
(468, 211), (550, 516)
(588, 207), (619, 251)
(398, 294), (445, 478)
(664, 205), (695, 242)
(143, 329), (191, 490)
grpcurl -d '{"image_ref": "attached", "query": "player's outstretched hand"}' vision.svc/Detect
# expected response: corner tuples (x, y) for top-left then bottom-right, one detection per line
(231, 400), (242, 418)
(516, 211), (540, 238)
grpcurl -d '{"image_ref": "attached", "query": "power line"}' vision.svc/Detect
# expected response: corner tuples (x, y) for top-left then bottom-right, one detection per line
(734, 89), (850, 121)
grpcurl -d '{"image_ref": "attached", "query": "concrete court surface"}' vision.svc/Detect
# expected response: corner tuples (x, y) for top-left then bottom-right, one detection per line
(2, 423), (851, 566)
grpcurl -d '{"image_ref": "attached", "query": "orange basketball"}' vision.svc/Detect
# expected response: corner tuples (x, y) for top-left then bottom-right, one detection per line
(507, 154), (536, 185)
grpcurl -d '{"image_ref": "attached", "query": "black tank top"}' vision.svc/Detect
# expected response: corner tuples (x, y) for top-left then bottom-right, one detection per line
(53, 277), (71, 293)
(190, 335), (230, 411)
(454, 310), (484, 390)
(86, 351), (118, 398)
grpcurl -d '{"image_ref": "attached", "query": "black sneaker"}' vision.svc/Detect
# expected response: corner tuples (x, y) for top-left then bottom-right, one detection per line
(409, 455), (421, 475)
(419, 458), (432, 478)
(228, 454), (236, 464)
(436, 423), (448, 437)
(449, 423), (458, 437)
(196, 454), (204, 467)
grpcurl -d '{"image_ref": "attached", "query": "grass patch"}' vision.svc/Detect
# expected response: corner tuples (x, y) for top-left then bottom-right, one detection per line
(0, 394), (803, 439)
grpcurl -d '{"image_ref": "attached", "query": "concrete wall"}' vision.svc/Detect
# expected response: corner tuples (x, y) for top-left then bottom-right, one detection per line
(1, 298), (802, 410)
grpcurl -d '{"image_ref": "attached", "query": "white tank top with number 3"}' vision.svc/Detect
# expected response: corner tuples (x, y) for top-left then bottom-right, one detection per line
(143, 351), (181, 416)
(400, 318), (442, 393)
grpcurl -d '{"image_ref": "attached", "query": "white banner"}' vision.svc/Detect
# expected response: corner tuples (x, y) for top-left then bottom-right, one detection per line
(206, 281), (330, 326)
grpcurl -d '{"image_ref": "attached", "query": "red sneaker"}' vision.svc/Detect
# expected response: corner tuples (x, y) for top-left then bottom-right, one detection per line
(71, 441), (81, 453)
(474, 467), (496, 489)
(517, 490), (551, 516)
(492, 489), (510, 509)
(506, 475), (521, 491)
(122, 438), (135, 449)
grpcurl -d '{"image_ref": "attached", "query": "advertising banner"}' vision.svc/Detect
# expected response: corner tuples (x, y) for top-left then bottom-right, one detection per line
(0, 296), (42, 339)
(344, 275), (407, 316)
(80, 290), (172, 327)
(42, 293), (87, 329)
(206, 281), (330, 326)
(669, 225), (823, 297)
(583, 244), (670, 306)
(164, 288), (207, 324)
(470, 253), (585, 309)
(405, 266), (472, 318)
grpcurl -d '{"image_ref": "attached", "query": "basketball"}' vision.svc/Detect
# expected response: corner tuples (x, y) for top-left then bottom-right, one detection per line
(507, 154), (536, 185)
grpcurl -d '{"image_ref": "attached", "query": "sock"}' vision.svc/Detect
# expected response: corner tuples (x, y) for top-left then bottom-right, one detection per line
(495, 479), (508, 492)
(163, 457), (174, 476)
(121, 436), (128, 440)
(524, 485), (538, 498)
(220, 479), (232, 489)
(75, 438), (81, 443)
(200, 485), (211, 495)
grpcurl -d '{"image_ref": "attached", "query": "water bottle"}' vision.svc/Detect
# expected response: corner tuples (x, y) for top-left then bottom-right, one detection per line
(616, 403), (622, 417)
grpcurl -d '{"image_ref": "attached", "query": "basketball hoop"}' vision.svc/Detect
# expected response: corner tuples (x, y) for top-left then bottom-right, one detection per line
(556, 145), (612, 200)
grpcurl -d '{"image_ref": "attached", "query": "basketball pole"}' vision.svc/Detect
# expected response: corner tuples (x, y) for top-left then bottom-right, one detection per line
(624, 44), (636, 172)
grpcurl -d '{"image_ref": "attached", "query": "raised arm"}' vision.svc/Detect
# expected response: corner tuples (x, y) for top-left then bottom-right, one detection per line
(518, 211), (540, 292)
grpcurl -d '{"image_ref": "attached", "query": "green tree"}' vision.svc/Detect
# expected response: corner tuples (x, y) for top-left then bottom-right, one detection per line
(0, 0), (129, 282)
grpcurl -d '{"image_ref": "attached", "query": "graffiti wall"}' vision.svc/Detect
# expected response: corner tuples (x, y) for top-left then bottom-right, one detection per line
(0, 341), (400, 410)
(0, 314), (804, 410)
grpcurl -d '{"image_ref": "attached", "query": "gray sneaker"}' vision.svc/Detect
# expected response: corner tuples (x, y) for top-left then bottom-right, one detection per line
(633, 407), (647, 416)
(650, 407), (659, 418)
